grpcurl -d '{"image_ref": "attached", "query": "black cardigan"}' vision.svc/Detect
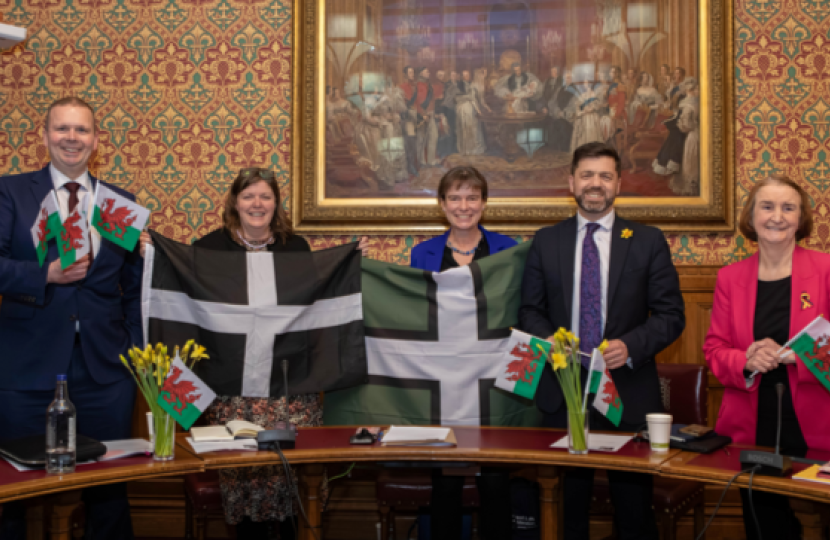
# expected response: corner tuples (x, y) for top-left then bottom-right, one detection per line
(194, 228), (310, 253)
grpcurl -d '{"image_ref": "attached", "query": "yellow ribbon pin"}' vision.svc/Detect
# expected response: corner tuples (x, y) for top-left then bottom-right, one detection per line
(801, 292), (813, 310)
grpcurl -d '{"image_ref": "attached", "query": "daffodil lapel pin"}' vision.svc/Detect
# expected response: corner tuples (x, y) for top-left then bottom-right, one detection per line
(621, 228), (633, 239)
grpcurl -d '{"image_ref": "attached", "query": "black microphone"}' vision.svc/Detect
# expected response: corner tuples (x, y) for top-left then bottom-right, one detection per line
(740, 381), (791, 476)
(256, 359), (297, 450)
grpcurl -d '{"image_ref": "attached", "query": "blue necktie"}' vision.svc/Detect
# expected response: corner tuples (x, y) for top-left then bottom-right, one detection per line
(579, 223), (601, 367)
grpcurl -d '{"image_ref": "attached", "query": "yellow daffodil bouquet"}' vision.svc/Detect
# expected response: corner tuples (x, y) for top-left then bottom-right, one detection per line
(549, 329), (608, 453)
(120, 341), (208, 459)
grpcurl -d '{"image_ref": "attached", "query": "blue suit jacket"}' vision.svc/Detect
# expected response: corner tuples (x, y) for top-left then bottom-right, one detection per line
(0, 165), (143, 391)
(410, 225), (517, 271)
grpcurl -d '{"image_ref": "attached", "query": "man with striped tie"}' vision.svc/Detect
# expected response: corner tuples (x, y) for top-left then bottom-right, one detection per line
(519, 142), (685, 540)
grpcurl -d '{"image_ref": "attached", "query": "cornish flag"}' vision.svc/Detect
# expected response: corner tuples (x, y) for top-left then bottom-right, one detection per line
(494, 329), (550, 399)
(157, 351), (217, 430)
(30, 190), (61, 267)
(56, 207), (90, 269)
(788, 316), (830, 394)
(141, 232), (366, 397)
(586, 348), (623, 427)
(325, 242), (542, 427)
(92, 184), (150, 251)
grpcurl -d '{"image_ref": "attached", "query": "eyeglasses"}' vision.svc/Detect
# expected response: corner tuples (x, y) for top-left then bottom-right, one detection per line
(239, 167), (276, 179)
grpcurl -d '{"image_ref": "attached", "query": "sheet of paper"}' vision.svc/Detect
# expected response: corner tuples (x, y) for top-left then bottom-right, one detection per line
(381, 426), (451, 443)
(190, 426), (233, 442)
(550, 433), (633, 452)
(1, 455), (96, 472)
(99, 439), (152, 461)
(185, 437), (259, 454)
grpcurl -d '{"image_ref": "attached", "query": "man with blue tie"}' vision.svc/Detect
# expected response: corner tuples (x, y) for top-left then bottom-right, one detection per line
(0, 97), (142, 539)
(519, 142), (685, 539)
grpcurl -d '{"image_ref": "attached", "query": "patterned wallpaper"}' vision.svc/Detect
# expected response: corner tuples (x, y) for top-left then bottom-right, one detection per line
(0, 0), (827, 266)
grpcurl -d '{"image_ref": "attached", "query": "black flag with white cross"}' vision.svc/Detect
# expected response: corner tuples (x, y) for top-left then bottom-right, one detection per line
(141, 232), (366, 397)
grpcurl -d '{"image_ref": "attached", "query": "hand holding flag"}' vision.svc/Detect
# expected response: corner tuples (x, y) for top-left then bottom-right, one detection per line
(584, 340), (624, 427)
(30, 191), (62, 267)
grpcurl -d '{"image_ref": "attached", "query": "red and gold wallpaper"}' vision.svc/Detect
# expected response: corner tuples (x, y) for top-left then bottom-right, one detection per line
(0, 0), (827, 265)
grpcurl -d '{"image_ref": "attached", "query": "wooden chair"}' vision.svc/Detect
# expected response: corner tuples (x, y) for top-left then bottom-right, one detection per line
(591, 363), (708, 540)
(376, 469), (480, 540)
(183, 470), (226, 540)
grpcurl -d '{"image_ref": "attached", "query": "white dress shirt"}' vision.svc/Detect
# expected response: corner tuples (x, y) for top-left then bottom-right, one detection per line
(569, 210), (633, 368)
(570, 210), (614, 339)
(50, 164), (101, 255)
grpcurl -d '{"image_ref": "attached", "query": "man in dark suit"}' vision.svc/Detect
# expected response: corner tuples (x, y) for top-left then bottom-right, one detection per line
(519, 142), (685, 540)
(0, 97), (142, 539)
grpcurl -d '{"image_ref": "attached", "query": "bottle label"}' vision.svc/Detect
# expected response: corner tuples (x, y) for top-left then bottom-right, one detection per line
(68, 417), (76, 450)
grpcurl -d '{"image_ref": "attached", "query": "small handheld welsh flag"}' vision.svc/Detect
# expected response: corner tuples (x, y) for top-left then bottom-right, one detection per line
(157, 351), (217, 430)
(30, 191), (62, 267)
(56, 207), (91, 269)
(586, 348), (624, 427)
(92, 183), (150, 252)
(788, 316), (830, 395)
(494, 329), (551, 399)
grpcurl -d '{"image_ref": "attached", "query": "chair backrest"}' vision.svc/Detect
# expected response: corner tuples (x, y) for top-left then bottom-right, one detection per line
(655, 363), (708, 425)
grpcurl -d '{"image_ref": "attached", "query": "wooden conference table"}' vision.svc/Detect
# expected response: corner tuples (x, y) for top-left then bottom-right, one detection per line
(2, 427), (830, 540)
(192, 426), (677, 540)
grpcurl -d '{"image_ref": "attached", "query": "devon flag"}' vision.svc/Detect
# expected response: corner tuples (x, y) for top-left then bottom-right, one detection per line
(30, 190), (62, 267)
(157, 351), (216, 430)
(586, 348), (623, 427)
(141, 232), (366, 397)
(56, 206), (91, 269)
(494, 329), (550, 399)
(325, 242), (543, 427)
(788, 316), (830, 394)
(92, 184), (150, 252)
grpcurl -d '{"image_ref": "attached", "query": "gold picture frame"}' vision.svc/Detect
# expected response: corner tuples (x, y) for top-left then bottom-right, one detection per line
(292, 0), (734, 234)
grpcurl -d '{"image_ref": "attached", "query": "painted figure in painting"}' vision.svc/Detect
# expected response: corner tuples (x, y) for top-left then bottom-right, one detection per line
(494, 63), (541, 114)
(456, 69), (489, 156)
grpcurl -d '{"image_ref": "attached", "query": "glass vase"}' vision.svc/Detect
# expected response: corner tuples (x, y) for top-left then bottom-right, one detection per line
(152, 412), (176, 461)
(568, 410), (589, 455)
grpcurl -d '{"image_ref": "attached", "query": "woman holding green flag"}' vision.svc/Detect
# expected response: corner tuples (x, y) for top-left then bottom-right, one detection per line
(409, 166), (516, 540)
(705, 175), (830, 540)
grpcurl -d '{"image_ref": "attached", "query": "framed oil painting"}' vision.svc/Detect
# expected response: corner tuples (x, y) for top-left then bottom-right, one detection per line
(292, 0), (734, 233)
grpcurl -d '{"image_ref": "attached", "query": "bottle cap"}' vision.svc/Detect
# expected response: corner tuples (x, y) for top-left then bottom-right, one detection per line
(56, 374), (67, 381)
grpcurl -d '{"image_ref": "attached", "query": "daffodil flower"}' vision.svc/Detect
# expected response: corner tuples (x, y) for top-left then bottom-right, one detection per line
(551, 353), (567, 370)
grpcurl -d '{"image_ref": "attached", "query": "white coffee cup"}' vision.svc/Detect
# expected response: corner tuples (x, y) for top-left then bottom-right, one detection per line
(646, 413), (673, 452)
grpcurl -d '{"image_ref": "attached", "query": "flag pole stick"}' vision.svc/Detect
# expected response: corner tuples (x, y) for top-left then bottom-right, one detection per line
(581, 350), (595, 414)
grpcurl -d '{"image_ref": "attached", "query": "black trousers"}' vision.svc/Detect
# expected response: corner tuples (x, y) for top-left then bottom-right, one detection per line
(429, 468), (513, 540)
(543, 411), (658, 540)
(0, 342), (135, 540)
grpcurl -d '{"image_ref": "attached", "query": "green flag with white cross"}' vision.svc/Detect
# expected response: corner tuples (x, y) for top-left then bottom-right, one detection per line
(324, 242), (542, 427)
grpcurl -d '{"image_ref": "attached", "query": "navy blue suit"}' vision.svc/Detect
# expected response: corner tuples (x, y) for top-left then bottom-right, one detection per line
(519, 214), (685, 540)
(0, 165), (142, 539)
(410, 225), (517, 271)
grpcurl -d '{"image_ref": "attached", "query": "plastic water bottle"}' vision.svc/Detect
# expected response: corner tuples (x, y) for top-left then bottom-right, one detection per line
(46, 374), (76, 475)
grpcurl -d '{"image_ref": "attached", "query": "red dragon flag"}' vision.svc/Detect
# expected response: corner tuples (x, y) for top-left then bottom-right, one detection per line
(56, 207), (91, 269)
(30, 190), (62, 267)
(157, 350), (217, 430)
(586, 347), (624, 427)
(494, 329), (551, 400)
(92, 184), (150, 251)
(788, 316), (830, 395)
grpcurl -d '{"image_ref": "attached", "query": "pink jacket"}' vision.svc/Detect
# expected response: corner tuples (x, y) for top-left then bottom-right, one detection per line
(704, 247), (830, 450)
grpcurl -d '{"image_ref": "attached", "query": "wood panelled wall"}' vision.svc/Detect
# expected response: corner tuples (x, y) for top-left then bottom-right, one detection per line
(654, 266), (721, 427)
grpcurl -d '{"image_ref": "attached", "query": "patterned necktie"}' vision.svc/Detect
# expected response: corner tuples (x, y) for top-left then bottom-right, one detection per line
(579, 223), (601, 366)
(65, 182), (94, 261)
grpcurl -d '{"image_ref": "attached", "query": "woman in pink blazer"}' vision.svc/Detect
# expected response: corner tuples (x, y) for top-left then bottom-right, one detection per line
(705, 175), (830, 540)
